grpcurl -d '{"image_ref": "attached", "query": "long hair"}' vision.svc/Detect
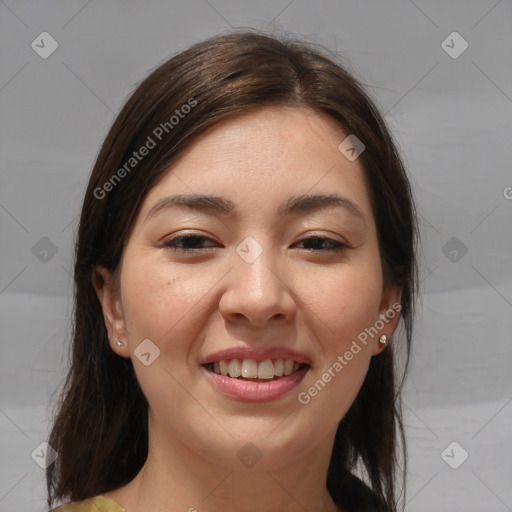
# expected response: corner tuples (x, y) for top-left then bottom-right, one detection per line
(47, 29), (418, 512)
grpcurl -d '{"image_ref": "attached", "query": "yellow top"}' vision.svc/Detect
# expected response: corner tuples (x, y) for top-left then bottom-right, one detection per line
(53, 496), (126, 512)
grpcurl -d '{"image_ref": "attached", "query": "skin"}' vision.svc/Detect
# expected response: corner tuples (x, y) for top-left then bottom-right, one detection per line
(94, 106), (401, 512)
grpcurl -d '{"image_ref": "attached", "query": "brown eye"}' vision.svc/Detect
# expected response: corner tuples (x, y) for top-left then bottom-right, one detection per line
(294, 237), (348, 252)
(163, 234), (218, 253)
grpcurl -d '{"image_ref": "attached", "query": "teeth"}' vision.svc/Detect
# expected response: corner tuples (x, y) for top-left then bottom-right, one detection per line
(219, 360), (229, 376)
(274, 359), (284, 376)
(209, 358), (305, 379)
(283, 360), (294, 376)
(241, 359), (258, 378)
(228, 359), (241, 378)
(257, 359), (274, 380)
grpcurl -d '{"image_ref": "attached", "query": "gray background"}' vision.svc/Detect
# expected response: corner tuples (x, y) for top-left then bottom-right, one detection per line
(1, 1), (511, 511)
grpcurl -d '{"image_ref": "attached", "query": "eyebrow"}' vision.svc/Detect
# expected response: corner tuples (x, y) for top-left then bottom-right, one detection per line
(145, 192), (365, 222)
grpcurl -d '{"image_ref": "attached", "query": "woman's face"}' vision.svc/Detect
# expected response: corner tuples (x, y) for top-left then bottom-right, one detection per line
(97, 106), (400, 470)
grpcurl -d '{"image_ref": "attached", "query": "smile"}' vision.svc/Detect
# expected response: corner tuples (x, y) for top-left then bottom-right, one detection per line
(201, 359), (310, 402)
(204, 358), (307, 380)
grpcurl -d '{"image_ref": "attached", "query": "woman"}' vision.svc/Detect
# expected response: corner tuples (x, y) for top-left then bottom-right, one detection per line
(47, 30), (418, 512)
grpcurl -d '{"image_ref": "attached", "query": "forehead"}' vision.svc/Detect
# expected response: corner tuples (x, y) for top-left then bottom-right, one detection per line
(139, 106), (375, 225)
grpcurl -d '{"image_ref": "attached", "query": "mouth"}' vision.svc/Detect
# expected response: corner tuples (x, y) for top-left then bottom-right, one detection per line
(201, 357), (310, 402)
(203, 358), (310, 381)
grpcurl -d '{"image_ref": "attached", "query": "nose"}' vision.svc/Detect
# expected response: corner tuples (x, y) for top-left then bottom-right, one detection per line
(218, 243), (296, 328)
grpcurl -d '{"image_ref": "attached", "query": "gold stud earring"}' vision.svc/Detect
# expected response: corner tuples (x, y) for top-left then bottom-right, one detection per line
(379, 334), (387, 346)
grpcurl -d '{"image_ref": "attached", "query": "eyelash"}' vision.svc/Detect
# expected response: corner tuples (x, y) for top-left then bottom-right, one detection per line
(162, 234), (348, 253)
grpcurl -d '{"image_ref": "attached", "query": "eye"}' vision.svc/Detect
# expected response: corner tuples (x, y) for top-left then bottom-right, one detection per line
(162, 234), (219, 253)
(162, 234), (348, 254)
(294, 236), (348, 252)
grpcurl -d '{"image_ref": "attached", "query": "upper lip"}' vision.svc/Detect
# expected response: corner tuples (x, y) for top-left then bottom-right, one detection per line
(200, 346), (311, 365)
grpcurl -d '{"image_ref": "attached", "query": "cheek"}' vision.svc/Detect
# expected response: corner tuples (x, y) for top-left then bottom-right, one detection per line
(120, 256), (221, 365)
(299, 264), (382, 414)
(121, 257), (195, 335)
(121, 265), (177, 339)
(315, 263), (383, 346)
(119, 261), (207, 411)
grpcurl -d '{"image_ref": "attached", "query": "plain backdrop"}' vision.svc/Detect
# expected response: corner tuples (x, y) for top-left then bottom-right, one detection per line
(1, 1), (511, 511)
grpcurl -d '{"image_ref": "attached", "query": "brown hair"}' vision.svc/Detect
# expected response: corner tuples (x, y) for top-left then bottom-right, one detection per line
(47, 29), (418, 512)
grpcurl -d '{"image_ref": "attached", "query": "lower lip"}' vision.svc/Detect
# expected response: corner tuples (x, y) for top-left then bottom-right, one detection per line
(201, 365), (309, 402)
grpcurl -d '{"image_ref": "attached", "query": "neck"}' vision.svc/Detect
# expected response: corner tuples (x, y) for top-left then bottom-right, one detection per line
(107, 419), (342, 512)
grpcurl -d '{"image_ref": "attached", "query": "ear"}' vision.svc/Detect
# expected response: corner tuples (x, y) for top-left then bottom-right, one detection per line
(92, 266), (130, 358)
(371, 285), (402, 356)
